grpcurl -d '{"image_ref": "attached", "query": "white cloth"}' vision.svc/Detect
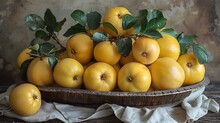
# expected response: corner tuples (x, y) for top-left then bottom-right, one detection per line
(0, 85), (219, 123)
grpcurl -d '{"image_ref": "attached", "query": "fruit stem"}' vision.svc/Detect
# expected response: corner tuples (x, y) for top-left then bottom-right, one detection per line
(187, 62), (193, 67)
(27, 53), (41, 58)
(33, 94), (38, 100)
(101, 74), (106, 80)
(127, 76), (133, 82)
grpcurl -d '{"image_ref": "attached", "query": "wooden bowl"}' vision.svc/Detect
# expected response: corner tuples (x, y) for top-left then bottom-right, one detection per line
(38, 77), (210, 108)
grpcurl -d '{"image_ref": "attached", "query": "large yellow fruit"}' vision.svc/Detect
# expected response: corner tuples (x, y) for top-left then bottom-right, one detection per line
(132, 37), (160, 65)
(17, 48), (32, 68)
(27, 57), (54, 86)
(9, 83), (41, 116)
(150, 57), (185, 90)
(177, 53), (205, 85)
(94, 41), (121, 65)
(53, 58), (84, 88)
(118, 62), (151, 92)
(157, 34), (180, 60)
(66, 33), (93, 64)
(83, 62), (116, 91)
(102, 7), (131, 37)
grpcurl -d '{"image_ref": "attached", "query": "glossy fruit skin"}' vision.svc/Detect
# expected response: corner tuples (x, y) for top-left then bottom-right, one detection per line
(132, 37), (160, 65)
(102, 7), (131, 37)
(118, 62), (151, 92)
(150, 57), (185, 90)
(94, 41), (121, 65)
(9, 83), (41, 116)
(27, 57), (54, 86)
(66, 33), (93, 64)
(177, 53), (205, 85)
(17, 48), (32, 68)
(53, 58), (84, 88)
(83, 62), (117, 91)
(157, 34), (180, 60)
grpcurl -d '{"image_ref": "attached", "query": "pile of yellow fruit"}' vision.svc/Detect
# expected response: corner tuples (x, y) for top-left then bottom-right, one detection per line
(17, 7), (206, 92)
(11, 7), (207, 116)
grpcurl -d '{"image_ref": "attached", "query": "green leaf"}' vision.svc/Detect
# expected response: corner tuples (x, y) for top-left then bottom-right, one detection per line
(39, 42), (55, 55)
(102, 22), (118, 35)
(20, 59), (33, 80)
(143, 30), (162, 39)
(160, 28), (178, 38)
(63, 24), (87, 37)
(137, 9), (148, 33)
(55, 18), (66, 32)
(192, 44), (209, 64)
(122, 14), (138, 30)
(146, 17), (167, 30)
(25, 14), (45, 31)
(147, 9), (164, 21)
(86, 11), (101, 30)
(71, 10), (87, 26)
(29, 43), (40, 51)
(92, 32), (108, 42)
(48, 56), (58, 70)
(44, 9), (57, 29)
(134, 22), (141, 34)
(177, 33), (197, 45)
(179, 44), (190, 55)
(117, 38), (132, 57)
(35, 30), (48, 39)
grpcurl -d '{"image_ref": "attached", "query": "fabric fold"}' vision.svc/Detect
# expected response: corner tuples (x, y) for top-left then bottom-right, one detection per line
(0, 85), (219, 123)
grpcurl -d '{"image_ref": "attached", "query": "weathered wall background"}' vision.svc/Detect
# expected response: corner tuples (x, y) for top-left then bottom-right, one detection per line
(0, 0), (219, 85)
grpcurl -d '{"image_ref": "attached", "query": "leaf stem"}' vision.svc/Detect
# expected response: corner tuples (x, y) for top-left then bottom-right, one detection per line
(26, 52), (41, 57)
(51, 33), (66, 50)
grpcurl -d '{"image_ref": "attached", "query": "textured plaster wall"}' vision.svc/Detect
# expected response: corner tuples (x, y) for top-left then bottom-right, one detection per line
(0, 0), (219, 85)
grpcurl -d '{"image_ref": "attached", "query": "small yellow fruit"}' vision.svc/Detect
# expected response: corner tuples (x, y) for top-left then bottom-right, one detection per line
(9, 83), (41, 116)
(17, 48), (32, 68)
(118, 62), (151, 92)
(66, 33), (93, 64)
(177, 53), (205, 85)
(83, 62), (116, 91)
(53, 58), (84, 88)
(27, 57), (54, 86)
(119, 52), (136, 66)
(102, 7), (131, 37)
(132, 37), (160, 65)
(94, 41), (121, 65)
(112, 63), (121, 74)
(157, 34), (180, 60)
(150, 57), (185, 90)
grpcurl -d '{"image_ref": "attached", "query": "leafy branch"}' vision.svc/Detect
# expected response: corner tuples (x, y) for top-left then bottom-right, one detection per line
(177, 33), (209, 64)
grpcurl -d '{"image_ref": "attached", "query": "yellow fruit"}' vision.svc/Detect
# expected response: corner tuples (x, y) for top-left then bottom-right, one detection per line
(94, 41), (121, 65)
(9, 83), (41, 116)
(83, 62), (116, 91)
(66, 33), (93, 64)
(58, 51), (69, 60)
(17, 48), (32, 68)
(27, 57), (54, 86)
(53, 58), (84, 88)
(118, 62), (151, 92)
(157, 34), (180, 60)
(132, 37), (160, 65)
(102, 7), (131, 37)
(150, 57), (185, 90)
(177, 53), (205, 85)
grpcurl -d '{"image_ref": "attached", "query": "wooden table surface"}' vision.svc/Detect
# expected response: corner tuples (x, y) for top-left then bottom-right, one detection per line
(0, 82), (219, 123)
